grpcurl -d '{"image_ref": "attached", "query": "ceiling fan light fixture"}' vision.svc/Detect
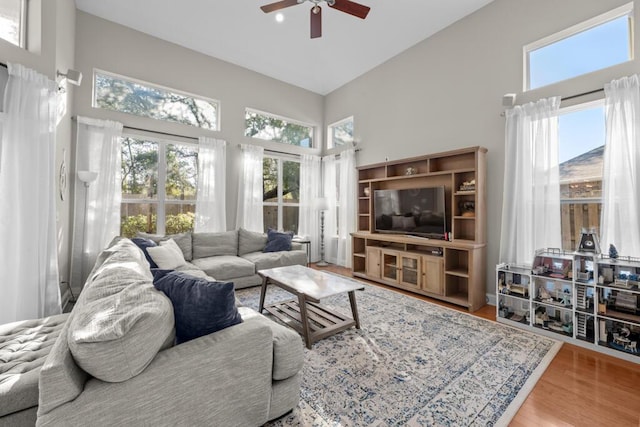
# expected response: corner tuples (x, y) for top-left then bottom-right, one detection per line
(312, 5), (320, 14)
(326, 0), (336, 5)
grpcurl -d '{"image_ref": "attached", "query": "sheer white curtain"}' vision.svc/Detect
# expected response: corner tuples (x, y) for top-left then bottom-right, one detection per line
(0, 63), (61, 323)
(323, 156), (338, 264)
(236, 144), (264, 232)
(298, 154), (321, 261)
(337, 149), (357, 267)
(601, 74), (640, 256)
(195, 137), (227, 232)
(70, 117), (123, 293)
(500, 97), (562, 266)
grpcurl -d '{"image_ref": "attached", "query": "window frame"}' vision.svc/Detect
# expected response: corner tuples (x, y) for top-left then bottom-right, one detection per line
(120, 132), (198, 236)
(245, 107), (315, 148)
(558, 99), (605, 250)
(263, 153), (301, 233)
(523, 2), (634, 91)
(327, 116), (354, 149)
(93, 69), (221, 131)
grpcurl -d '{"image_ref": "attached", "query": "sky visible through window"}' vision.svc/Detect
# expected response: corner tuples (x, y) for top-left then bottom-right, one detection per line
(550, 14), (629, 164)
(529, 15), (630, 90)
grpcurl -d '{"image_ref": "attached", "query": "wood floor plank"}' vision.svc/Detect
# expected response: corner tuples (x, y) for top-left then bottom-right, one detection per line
(310, 263), (640, 427)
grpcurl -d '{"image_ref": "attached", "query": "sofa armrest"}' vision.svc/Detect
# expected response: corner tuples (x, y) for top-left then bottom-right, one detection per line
(291, 242), (302, 251)
(37, 320), (274, 427)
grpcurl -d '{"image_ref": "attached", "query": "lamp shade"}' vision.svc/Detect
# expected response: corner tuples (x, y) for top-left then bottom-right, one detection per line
(78, 170), (98, 183)
(315, 197), (329, 211)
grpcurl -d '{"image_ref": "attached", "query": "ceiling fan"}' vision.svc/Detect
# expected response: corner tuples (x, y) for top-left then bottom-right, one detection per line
(260, 0), (370, 39)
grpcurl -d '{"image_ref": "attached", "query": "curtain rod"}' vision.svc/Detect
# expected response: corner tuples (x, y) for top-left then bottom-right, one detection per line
(123, 125), (200, 141)
(561, 87), (604, 102)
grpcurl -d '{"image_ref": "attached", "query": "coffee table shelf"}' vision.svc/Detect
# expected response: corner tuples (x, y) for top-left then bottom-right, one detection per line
(264, 299), (358, 345)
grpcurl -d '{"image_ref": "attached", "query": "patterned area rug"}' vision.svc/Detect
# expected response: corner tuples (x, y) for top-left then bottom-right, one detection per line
(236, 280), (561, 426)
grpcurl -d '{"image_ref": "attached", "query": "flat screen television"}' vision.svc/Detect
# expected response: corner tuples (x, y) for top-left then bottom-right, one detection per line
(374, 186), (447, 239)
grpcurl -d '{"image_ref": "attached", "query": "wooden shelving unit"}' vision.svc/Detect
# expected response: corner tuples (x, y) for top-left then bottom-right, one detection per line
(351, 146), (487, 312)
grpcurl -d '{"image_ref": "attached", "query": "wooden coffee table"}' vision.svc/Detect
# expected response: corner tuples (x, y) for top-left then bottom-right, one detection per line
(258, 265), (364, 349)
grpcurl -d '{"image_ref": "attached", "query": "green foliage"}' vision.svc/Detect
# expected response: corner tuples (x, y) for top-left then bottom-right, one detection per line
(94, 73), (217, 130)
(120, 212), (195, 238)
(245, 111), (312, 147)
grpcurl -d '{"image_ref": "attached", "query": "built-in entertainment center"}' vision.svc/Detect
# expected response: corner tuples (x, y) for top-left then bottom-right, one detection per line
(351, 146), (487, 312)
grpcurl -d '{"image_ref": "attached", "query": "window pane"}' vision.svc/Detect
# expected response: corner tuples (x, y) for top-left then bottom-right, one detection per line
(283, 206), (299, 234)
(263, 157), (278, 202)
(282, 161), (300, 202)
(166, 144), (198, 201)
(528, 15), (631, 90)
(328, 118), (354, 148)
(559, 106), (605, 250)
(0, 0), (22, 47)
(165, 203), (195, 234)
(121, 203), (157, 237)
(94, 71), (219, 130)
(263, 205), (278, 232)
(245, 109), (313, 147)
(122, 137), (158, 199)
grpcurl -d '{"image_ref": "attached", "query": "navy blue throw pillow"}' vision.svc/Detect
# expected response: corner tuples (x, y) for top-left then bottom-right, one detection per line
(153, 271), (242, 343)
(132, 237), (159, 268)
(263, 229), (293, 252)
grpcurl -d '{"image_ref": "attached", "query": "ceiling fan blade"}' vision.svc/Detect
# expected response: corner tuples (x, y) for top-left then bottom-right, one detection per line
(310, 5), (322, 38)
(329, 0), (370, 19)
(260, 0), (300, 14)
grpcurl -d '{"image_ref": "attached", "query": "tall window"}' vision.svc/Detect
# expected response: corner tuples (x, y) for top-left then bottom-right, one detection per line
(559, 102), (605, 250)
(245, 108), (313, 148)
(0, 0), (26, 47)
(328, 117), (354, 149)
(525, 3), (633, 90)
(94, 70), (220, 130)
(263, 155), (300, 233)
(120, 135), (198, 237)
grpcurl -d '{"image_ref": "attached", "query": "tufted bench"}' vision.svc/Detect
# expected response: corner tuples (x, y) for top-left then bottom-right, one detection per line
(0, 314), (69, 427)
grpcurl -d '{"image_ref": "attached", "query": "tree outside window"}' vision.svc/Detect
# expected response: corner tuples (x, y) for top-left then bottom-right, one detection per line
(245, 109), (313, 148)
(120, 136), (198, 237)
(263, 156), (300, 233)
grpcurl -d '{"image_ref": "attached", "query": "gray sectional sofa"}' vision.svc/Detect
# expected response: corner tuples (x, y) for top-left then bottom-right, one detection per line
(141, 228), (308, 288)
(33, 237), (305, 426)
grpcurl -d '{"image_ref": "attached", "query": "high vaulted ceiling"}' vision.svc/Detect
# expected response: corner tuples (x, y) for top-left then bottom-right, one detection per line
(75, 0), (494, 95)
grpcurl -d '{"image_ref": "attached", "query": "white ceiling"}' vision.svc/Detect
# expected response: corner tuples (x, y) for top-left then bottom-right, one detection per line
(74, 0), (494, 95)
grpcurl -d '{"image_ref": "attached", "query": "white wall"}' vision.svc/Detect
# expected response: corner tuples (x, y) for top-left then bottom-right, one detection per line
(324, 0), (640, 296)
(73, 11), (325, 230)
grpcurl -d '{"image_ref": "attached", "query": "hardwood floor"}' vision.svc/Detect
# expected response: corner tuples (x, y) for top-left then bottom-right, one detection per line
(310, 263), (640, 427)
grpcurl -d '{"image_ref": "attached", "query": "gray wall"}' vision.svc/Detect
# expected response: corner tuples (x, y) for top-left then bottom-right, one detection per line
(0, 0), (76, 304)
(324, 0), (640, 297)
(73, 11), (324, 231)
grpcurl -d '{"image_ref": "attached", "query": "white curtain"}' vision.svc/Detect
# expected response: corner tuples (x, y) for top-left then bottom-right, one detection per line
(337, 149), (357, 267)
(70, 117), (123, 293)
(500, 97), (562, 266)
(298, 154), (322, 261)
(236, 144), (264, 232)
(0, 63), (61, 323)
(195, 137), (227, 232)
(323, 156), (338, 264)
(601, 75), (640, 256)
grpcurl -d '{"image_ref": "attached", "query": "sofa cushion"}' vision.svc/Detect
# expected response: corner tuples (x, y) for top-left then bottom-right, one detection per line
(263, 229), (293, 253)
(147, 239), (188, 270)
(138, 232), (193, 261)
(241, 250), (307, 272)
(67, 239), (175, 383)
(154, 272), (243, 343)
(238, 307), (303, 381)
(0, 313), (69, 417)
(192, 231), (238, 258)
(175, 262), (216, 280)
(191, 255), (255, 281)
(131, 237), (159, 268)
(238, 228), (267, 256)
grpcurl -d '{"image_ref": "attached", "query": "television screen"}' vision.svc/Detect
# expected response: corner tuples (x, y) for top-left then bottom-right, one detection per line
(374, 186), (447, 238)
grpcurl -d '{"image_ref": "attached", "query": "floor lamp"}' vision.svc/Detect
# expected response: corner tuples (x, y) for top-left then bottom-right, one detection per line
(316, 197), (329, 267)
(77, 170), (98, 294)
